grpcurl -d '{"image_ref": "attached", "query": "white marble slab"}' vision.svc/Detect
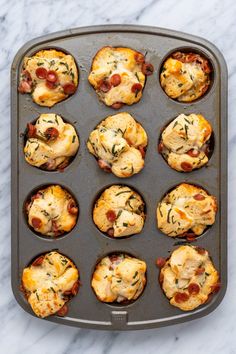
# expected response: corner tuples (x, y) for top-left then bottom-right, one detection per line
(0, 0), (234, 352)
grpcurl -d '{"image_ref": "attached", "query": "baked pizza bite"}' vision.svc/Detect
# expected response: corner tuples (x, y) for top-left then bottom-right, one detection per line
(157, 183), (217, 238)
(91, 253), (146, 303)
(158, 113), (213, 172)
(88, 46), (154, 108)
(93, 185), (145, 238)
(18, 49), (78, 107)
(87, 112), (148, 177)
(158, 245), (220, 311)
(24, 114), (79, 171)
(21, 251), (79, 318)
(26, 185), (78, 237)
(160, 51), (211, 102)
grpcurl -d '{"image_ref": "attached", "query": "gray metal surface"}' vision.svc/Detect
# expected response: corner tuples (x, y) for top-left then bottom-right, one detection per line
(11, 25), (228, 330)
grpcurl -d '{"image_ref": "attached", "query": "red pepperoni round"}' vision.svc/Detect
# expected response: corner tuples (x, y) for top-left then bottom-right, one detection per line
(106, 210), (117, 222)
(156, 257), (166, 268)
(193, 193), (205, 201)
(107, 228), (114, 237)
(67, 200), (78, 215)
(188, 283), (200, 295)
(57, 304), (68, 317)
(46, 70), (58, 83)
(110, 74), (121, 87)
(158, 141), (164, 153)
(174, 292), (189, 303)
(99, 80), (111, 93)
(109, 254), (119, 263)
(142, 62), (154, 76)
(32, 255), (44, 266)
(71, 281), (79, 296)
(138, 146), (146, 158)
(35, 67), (48, 79)
(211, 282), (221, 293)
(18, 80), (32, 93)
(111, 102), (124, 109)
(131, 83), (143, 94)
(98, 159), (111, 172)
(27, 123), (36, 138)
(63, 82), (76, 95)
(195, 246), (206, 255)
(195, 267), (205, 276)
(45, 127), (59, 141)
(31, 217), (42, 229)
(22, 70), (32, 82)
(46, 80), (57, 89)
(187, 149), (200, 157)
(181, 162), (193, 172)
(134, 52), (145, 64)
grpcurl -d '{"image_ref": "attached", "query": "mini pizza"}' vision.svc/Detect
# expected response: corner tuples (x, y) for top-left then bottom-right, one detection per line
(160, 51), (211, 102)
(91, 253), (146, 303)
(157, 183), (217, 238)
(21, 251), (79, 318)
(18, 49), (78, 107)
(158, 113), (213, 172)
(158, 245), (220, 311)
(26, 185), (78, 237)
(93, 185), (145, 238)
(88, 46), (154, 108)
(24, 113), (79, 171)
(87, 112), (148, 177)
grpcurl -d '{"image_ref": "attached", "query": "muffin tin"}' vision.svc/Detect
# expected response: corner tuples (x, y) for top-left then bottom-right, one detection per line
(11, 25), (227, 330)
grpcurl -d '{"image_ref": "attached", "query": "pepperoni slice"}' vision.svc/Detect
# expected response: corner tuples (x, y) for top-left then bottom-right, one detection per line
(111, 102), (124, 109)
(98, 159), (111, 172)
(106, 210), (117, 222)
(188, 283), (200, 295)
(193, 193), (205, 201)
(27, 123), (36, 138)
(22, 70), (32, 83)
(31, 192), (42, 201)
(46, 70), (58, 83)
(71, 281), (80, 296)
(110, 74), (121, 87)
(181, 162), (193, 172)
(211, 282), (221, 293)
(109, 254), (119, 263)
(134, 52), (145, 64)
(156, 257), (166, 268)
(67, 199), (78, 215)
(18, 80), (32, 93)
(186, 234), (196, 242)
(138, 146), (146, 158)
(32, 255), (44, 266)
(158, 141), (164, 153)
(131, 83), (143, 95)
(31, 217), (42, 229)
(141, 62), (154, 76)
(63, 82), (76, 95)
(57, 304), (68, 317)
(46, 80), (57, 89)
(45, 127), (59, 141)
(195, 267), (205, 275)
(195, 246), (206, 255)
(187, 149), (200, 157)
(98, 80), (111, 93)
(107, 228), (114, 237)
(174, 292), (189, 303)
(35, 67), (48, 79)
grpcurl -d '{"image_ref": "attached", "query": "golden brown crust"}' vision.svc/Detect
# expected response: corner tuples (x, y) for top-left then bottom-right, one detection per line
(87, 112), (147, 177)
(21, 251), (79, 318)
(159, 113), (212, 172)
(159, 245), (220, 311)
(157, 183), (217, 237)
(160, 51), (211, 102)
(91, 254), (146, 302)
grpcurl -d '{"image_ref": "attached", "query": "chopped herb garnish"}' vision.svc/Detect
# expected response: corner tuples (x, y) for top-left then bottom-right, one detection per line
(115, 190), (131, 196)
(133, 271), (138, 279)
(132, 279), (139, 286)
(72, 135), (76, 143)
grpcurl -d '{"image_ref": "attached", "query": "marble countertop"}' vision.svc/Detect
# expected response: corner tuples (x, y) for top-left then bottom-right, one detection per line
(1, 0), (234, 353)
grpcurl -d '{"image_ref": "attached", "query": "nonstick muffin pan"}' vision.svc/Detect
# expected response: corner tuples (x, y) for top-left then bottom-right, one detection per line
(11, 25), (227, 330)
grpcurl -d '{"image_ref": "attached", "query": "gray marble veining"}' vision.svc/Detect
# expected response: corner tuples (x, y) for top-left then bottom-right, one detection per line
(0, 0), (234, 353)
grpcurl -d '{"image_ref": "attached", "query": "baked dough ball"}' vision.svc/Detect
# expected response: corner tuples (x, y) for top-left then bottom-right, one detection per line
(18, 49), (78, 107)
(93, 185), (145, 238)
(21, 251), (79, 318)
(159, 245), (220, 311)
(160, 51), (211, 102)
(159, 113), (213, 172)
(26, 185), (78, 236)
(24, 114), (79, 171)
(88, 46), (154, 108)
(91, 253), (146, 303)
(157, 183), (217, 237)
(87, 112), (147, 177)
